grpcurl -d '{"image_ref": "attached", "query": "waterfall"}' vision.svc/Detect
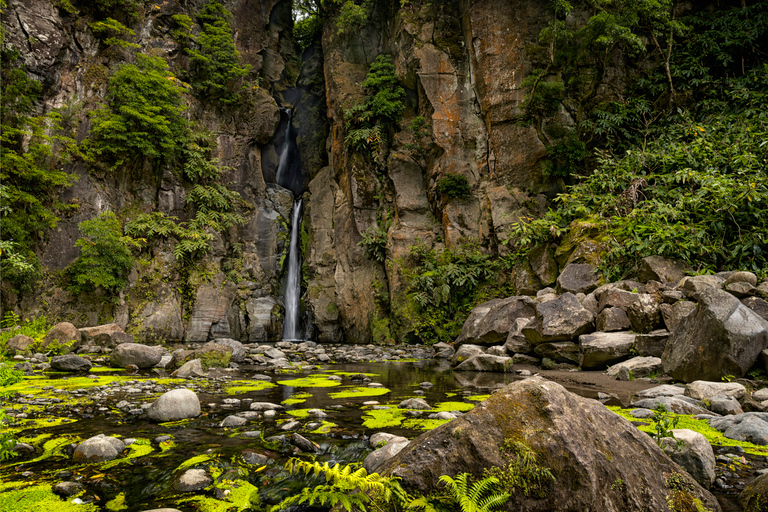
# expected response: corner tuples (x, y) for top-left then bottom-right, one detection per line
(282, 199), (303, 341)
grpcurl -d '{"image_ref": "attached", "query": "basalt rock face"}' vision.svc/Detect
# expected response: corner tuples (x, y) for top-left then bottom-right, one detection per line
(379, 376), (721, 512)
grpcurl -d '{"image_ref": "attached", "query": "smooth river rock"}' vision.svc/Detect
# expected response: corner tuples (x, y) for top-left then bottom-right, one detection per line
(146, 389), (201, 422)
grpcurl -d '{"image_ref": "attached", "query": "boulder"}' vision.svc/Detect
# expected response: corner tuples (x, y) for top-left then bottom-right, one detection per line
(514, 261), (543, 296)
(662, 288), (768, 382)
(684, 381), (747, 401)
(660, 301), (697, 333)
(79, 324), (131, 348)
(725, 271), (759, 287)
(633, 330), (670, 358)
(451, 344), (485, 366)
(661, 429), (716, 487)
(709, 396), (743, 416)
(214, 338), (246, 362)
(432, 342), (455, 359)
(174, 359), (206, 379)
(740, 472), (768, 511)
(534, 341), (579, 365)
(43, 322), (81, 349)
(529, 244), (558, 287)
(637, 256), (689, 284)
(363, 435), (410, 473)
(379, 377), (720, 512)
(220, 415), (247, 427)
(722, 415), (768, 445)
(636, 385), (686, 398)
(606, 356), (662, 379)
(73, 434), (125, 462)
(627, 294), (662, 333)
(598, 288), (640, 312)
(398, 398), (430, 410)
(291, 433), (319, 452)
(631, 397), (710, 415)
(512, 354), (540, 365)
(522, 293), (594, 344)
(174, 468), (212, 492)
(726, 282), (756, 298)
(579, 332), (636, 370)
(50, 354), (92, 372)
(504, 317), (533, 354)
(677, 275), (725, 300)
(453, 354), (513, 372)
(455, 296), (536, 346)
(556, 263), (600, 294)
(596, 307), (630, 332)
(6, 334), (35, 355)
(485, 345), (508, 357)
(110, 343), (163, 368)
(168, 342), (233, 370)
(743, 297), (768, 322)
(146, 389), (201, 422)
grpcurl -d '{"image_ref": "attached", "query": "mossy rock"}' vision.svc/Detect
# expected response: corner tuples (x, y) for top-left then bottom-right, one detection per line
(554, 217), (609, 271)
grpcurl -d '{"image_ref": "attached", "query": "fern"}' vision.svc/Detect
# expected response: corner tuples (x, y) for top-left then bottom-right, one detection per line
(438, 473), (510, 512)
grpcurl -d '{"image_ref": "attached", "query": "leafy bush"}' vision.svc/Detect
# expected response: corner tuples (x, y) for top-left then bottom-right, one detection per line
(437, 173), (471, 199)
(336, 0), (372, 36)
(359, 224), (388, 262)
(344, 54), (405, 157)
(67, 212), (139, 294)
(0, 364), (24, 387)
(89, 18), (139, 49)
(187, 1), (251, 104)
(87, 54), (188, 168)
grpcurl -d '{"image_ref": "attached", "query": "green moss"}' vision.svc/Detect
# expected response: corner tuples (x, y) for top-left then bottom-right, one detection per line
(282, 392), (312, 405)
(467, 394), (491, 402)
(432, 401), (475, 412)
(179, 479), (258, 512)
(608, 406), (768, 456)
(176, 453), (218, 472)
(101, 439), (154, 469)
(286, 408), (314, 419)
(361, 407), (405, 429)
(105, 493), (128, 511)
(223, 380), (277, 394)
(329, 387), (391, 399)
(310, 421), (336, 434)
(277, 375), (342, 388)
(0, 483), (100, 511)
(403, 418), (450, 430)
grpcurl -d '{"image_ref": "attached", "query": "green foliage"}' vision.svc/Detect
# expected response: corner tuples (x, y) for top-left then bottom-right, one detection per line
(402, 115), (431, 155)
(1, 48), (79, 290)
(170, 14), (194, 47)
(359, 224), (389, 262)
(294, 13), (322, 52)
(437, 173), (471, 199)
(272, 458), (406, 512)
(187, 1), (251, 104)
(0, 314), (52, 354)
(651, 403), (683, 450)
(344, 55), (405, 157)
(87, 54), (189, 168)
(336, 0), (373, 36)
(67, 212), (139, 295)
(484, 440), (555, 498)
(543, 129), (587, 180)
(435, 473), (510, 512)
(89, 18), (139, 49)
(0, 364), (24, 388)
(665, 472), (711, 512)
(0, 409), (17, 461)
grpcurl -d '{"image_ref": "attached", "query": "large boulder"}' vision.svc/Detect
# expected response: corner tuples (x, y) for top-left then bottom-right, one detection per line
(363, 435), (410, 473)
(662, 288), (768, 382)
(43, 322), (81, 350)
(661, 429), (716, 488)
(379, 377), (720, 512)
(6, 334), (35, 355)
(451, 344), (485, 366)
(504, 317), (533, 354)
(522, 293), (594, 344)
(534, 341), (579, 365)
(73, 434), (125, 462)
(633, 330), (670, 358)
(660, 301), (697, 332)
(50, 354), (92, 372)
(455, 296), (536, 346)
(579, 332), (636, 370)
(637, 256), (689, 284)
(556, 263), (600, 294)
(677, 275), (725, 300)
(110, 343), (163, 368)
(606, 356), (662, 379)
(215, 338), (246, 362)
(626, 294), (662, 333)
(453, 354), (513, 373)
(146, 389), (201, 422)
(168, 342), (233, 370)
(743, 297), (768, 322)
(79, 324), (132, 348)
(684, 381), (746, 401)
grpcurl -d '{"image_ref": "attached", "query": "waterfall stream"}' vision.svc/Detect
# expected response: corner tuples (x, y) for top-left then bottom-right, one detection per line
(282, 199), (302, 341)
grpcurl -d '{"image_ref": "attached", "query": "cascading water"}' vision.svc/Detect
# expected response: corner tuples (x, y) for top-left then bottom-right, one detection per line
(282, 199), (303, 340)
(275, 108), (306, 341)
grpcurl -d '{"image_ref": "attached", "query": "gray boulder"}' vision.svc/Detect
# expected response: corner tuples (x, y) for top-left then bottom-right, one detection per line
(633, 330), (670, 358)
(504, 317), (533, 354)
(43, 322), (81, 349)
(146, 389), (201, 422)
(432, 342), (455, 359)
(723, 415), (768, 445)
(168, 342), (233, 370)
(378, 376), (720, 512)
(215, 338), (246, 362)
(743, 297), (768, 322)
(6, 334), (35, 355)
(451, 344), (485, 366)
(220, 415), (248, 427)
(638, 256), (690, 284)
(677, 275), (725, 300)
(453, 354), (513, 372)
(726, 282), (756, 298)
(79, 324), (132, 348)
(534, 341), (579, 365)
(606, 356), (662, 379)
(73, 434), (125, 462)
(578, 332), (636, 370)
(597, 287), (640, 312)
(740, 472), (768, 511)
(363, 435), (410, 473)
(725, 271), (758, 287)
(660, 301), (697, 333)
(636, 385), (686, 398)
(110, 343), (163, 368)
(709, 396), (743, 416)
(662, 288), (768, 382)
(398, 398), (430, 410)
(522, 293), (594, 344)
(174, 359), (206, 379)
(50, 354), (92, 372)
(455, 296), (536, 346)
(631, 397), (710, 415)
(556, 263), (600, 294)
(627, 294), (662, 333)
(596, 307), (630, 332)
(661, 429), (716, 487)
(684, 381), (746, 401)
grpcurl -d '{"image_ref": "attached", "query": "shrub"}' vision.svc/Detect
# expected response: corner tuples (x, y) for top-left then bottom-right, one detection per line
(89, 18), (139, 49)
(336, 0), (372, 36)
(359, 224), (388, 262)
(437, 173), (470, 199)
(67, 212), (139, 294)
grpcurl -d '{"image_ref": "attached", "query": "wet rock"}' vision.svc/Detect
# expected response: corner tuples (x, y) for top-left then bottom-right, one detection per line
(522, 293), (594, 344)
(579, 332), (636, 370)
(169, 342), (232, 370)
(432, 342), (455, 359)
(534, 341), (579, 365)
(363, 435), (409, 473)
(739, 472), (768, 511)
(52, 481), (83, 497)
(110, 343), (162, 368)
(290, 433), (319, 452)
(454, 354), (513, 373)
(215, 338), (246, 362)
(596, 307), (630, 332)
(174, 359), (206, 379)
(633, 329), (670, 358)
(307, 409), (327, 419)
(50, 354), (92, 372)
(146, 389), (201, 422)
(7, 334), (35, 355)
(661, 429), (716, 487)
(379, 376), (720, 511)
(455, 296), (536, 347)
(73, 434), (125, 462)
(662, 288), (768, 382)
(485, 345), (508, 357)
(174, 468), (212, 492)
(606, 356), (662, 379)
(627, 294), (662, 333)
(250, 402), (284, 411)
(511, 354), (540, 365)
(242, 450), (269, 465)
(280, 420), (301, 431)
(220, 415), (247, 427)
(685, 381), (746, 401)
(638, 256), (689, 284)
(398, 398), (430, 410)
(451, 344), (485, 365)
(556, 263), (600, 294)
